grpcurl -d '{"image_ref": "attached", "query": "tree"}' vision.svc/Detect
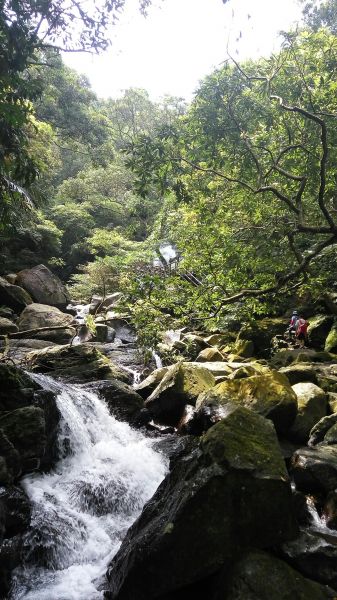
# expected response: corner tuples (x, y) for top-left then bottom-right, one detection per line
(127, 29), (337, 320)
(302, 0), (337, 34)
(0, 0), (151, 227)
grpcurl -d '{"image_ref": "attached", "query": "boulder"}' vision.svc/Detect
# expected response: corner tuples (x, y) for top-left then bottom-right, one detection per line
(25, 343), (131, 383)
(0, 431), (20, 485)
(135, 367), (168, 399)
(289, 383), (327, 443)
(0, 318), (18, 335)
(236, 318), (288, 358)
(196, 347), (224, 362)
(271, 349), (337, 368)
(279, 364), (318, 385)
(95, 323), (108, 342)
(105, 405), (297, 600)
(16, 264), (70, 309)
(105, 315), (135, 343)
(307, 315), (334, 349)
(0, 276), (33, 312)
(180, 333), (209, 359)
(0, 363), (39, 413)
(101, 292), (123, 310)
(325, 319), (337, 353)
(204, 333), (230, 347)
(4, 274), (17, 285)
(224, 549), (335, 600)
(0, 407), (46, 472)
(309, 413), (337, 446)
(282, 529), (337, 591)
(84, 380), (143, 424)
(17, 303), (75, 343)
(328, 392), (337, 413)
(233, 338), (254, 358)
(291, 445), (337, 493)
(196, 370), (297, 435)
(189, 361), (233, 378)
(0, 307), (14, 319)
(144, 362), (216, 426)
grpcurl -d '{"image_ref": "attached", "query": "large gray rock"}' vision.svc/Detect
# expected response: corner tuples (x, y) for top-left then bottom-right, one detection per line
(16, 264), (70, 309)
(84, 380), (143, 424)
(0, 276), (33, 312)
(0, 318), (18, 335)
(106, 405), (297, 600)
(291, 445), (337, 493)
(309, 413), (337, 446)
(289, 383), (328, 443)
(17, 303), (75, 343)
(224, 549), (335, 600)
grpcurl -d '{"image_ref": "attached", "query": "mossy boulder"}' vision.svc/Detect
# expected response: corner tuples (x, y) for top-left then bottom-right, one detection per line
(236, 318), (288, 358)
(196, 347), (225, 362)
(271, 348), (337, 368)
(233, 338), (254, 358)
(225, 549), (336, 600)
(144, 362), (215, 426)
(307, 315), (334, 349)
(105, 405), (297, 600)
(196, 370), (297, 435)
(0, 363), (39, 412)
(25, 343), (131, 383)
(325, 319), (337, 353)
(279, 364), (318, 385)
(289, 383), (328, 444)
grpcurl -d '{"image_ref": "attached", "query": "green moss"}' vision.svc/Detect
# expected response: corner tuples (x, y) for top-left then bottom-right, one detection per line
(325, 320), (337, 353)
(202, 406), (288, 479)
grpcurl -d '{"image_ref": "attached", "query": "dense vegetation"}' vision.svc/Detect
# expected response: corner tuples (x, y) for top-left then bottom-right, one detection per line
(2, 0), (337, 345)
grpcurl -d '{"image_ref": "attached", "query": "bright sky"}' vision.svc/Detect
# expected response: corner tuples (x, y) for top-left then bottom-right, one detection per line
(63, 0), (302, 101)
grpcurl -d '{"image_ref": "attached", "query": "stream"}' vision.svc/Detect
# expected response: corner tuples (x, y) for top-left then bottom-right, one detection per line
(10, 374), (167, 600)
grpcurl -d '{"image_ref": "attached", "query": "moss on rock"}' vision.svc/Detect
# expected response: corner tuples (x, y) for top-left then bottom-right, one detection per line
(25, 343), (130, 383)
(196, 369), (297, 435)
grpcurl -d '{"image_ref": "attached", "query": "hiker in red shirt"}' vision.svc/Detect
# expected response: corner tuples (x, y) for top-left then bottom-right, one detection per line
(296, 315), (309, 348)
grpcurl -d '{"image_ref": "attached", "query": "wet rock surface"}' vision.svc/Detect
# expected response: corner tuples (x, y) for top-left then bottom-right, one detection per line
(25, 343), (131, 383)
(106, 405), (297, 600)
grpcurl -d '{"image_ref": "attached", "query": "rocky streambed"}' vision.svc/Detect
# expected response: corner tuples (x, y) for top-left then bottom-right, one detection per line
(3, 265), (337, 598)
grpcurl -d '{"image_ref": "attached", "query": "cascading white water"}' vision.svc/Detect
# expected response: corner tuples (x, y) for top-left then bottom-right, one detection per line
(10, 374), (167, 600)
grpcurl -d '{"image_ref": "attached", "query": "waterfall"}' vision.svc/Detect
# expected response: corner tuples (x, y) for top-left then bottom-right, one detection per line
(10, 374), (167, 600)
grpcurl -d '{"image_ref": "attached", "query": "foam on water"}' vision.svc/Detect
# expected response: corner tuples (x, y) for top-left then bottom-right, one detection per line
(10, 374), (167, 600)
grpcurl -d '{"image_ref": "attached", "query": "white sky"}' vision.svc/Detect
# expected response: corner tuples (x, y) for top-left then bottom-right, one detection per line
(63, 0), (302, 101)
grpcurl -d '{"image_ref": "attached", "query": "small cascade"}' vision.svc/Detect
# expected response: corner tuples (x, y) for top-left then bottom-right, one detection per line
(10, 374), (167, 600)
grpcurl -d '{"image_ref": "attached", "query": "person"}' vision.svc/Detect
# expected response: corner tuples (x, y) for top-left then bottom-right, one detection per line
(289, 310), (299, 332)
(296, 315), (309, 348)
(285, 310), (299, 342)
